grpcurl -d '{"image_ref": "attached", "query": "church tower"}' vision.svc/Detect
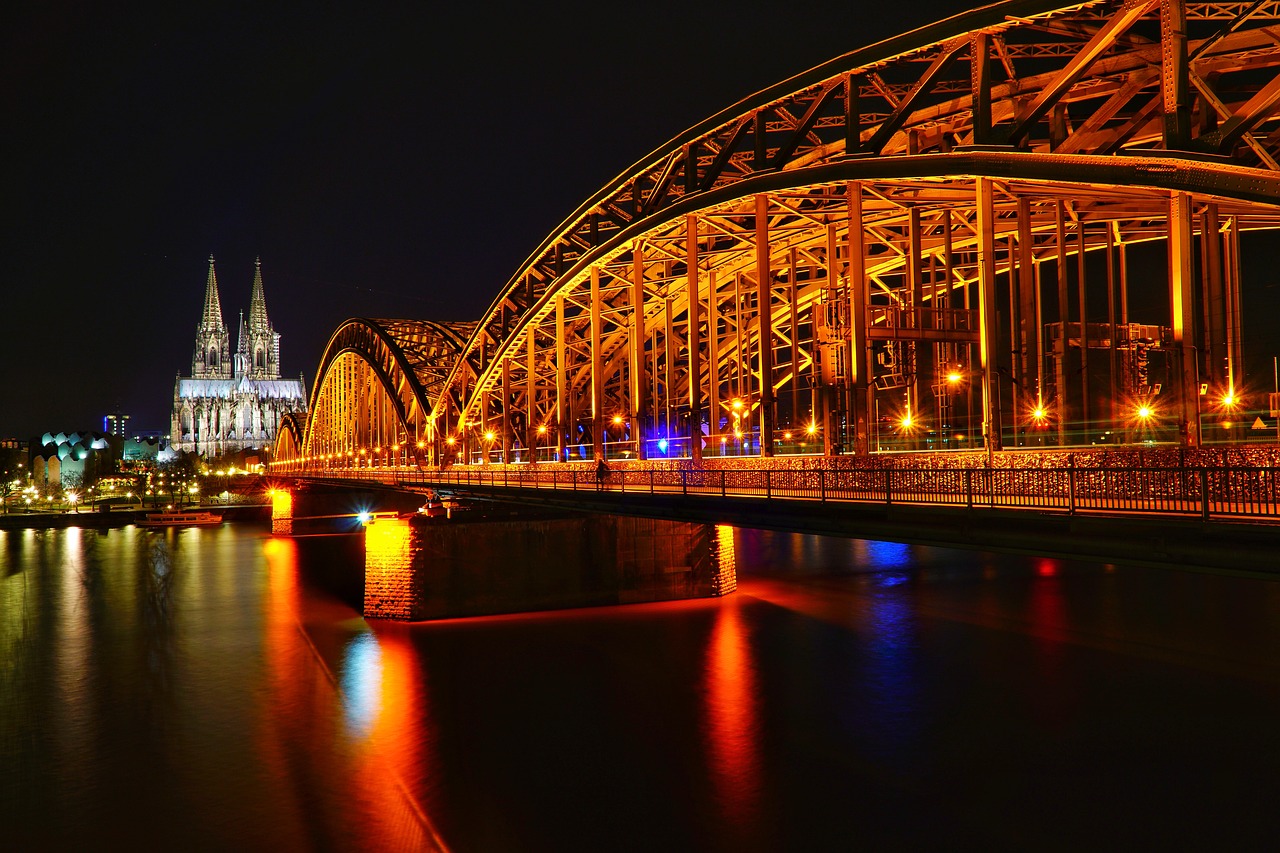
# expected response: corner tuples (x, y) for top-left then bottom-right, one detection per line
(192, 255), (231, 379)
(174, 255), (307, 458)
(239, 257), (282, 379)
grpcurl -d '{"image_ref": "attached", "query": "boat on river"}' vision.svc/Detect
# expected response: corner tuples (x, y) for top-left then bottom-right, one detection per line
(138, 509), (224, 527)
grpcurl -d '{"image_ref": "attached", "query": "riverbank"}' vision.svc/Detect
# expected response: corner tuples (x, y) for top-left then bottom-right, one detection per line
(0, 503), (271, 530)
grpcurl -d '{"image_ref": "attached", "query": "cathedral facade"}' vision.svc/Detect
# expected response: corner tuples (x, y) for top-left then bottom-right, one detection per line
(171, 257), (308, 458)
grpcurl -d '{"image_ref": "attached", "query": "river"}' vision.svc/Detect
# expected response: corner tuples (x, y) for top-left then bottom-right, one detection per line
(2, 520), (1278, 851)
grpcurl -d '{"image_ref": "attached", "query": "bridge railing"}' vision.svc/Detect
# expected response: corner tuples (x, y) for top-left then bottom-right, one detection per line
(299, 464), (1280, 522)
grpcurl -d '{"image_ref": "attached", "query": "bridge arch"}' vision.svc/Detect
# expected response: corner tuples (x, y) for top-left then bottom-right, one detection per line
(280, 0), (1280, 471)
(430, 0), (1280, 463)
(274, 318), (473, 469)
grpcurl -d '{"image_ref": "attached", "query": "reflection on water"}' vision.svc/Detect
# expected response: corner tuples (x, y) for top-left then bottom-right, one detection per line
(703, 597), (759, 833)
(2, 521), (1279, 850)
(342, 633), (383, 738)
(860, 539), (911, 571)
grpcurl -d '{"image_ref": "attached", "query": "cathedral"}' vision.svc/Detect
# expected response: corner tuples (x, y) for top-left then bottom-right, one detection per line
(171, 256), (308, 458)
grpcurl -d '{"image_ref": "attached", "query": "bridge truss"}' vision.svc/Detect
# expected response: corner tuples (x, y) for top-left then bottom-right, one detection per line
(277, 0), (1280, 470)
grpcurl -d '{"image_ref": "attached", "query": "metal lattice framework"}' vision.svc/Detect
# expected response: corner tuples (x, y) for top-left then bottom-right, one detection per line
(289, 318), (473, 465)
(277, 0), (1280, 470)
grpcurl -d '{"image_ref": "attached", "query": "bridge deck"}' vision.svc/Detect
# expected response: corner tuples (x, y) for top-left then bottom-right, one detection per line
(300, 463), (1280, 524)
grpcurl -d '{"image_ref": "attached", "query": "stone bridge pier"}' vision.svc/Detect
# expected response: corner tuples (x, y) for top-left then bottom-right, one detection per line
(363, 513), (737, 621)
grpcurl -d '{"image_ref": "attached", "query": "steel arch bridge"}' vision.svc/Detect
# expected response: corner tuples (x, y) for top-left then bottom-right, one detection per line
(276, 0), (1280, 473)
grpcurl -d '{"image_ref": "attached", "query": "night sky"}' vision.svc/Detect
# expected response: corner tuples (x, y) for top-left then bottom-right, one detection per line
(4, 1), (968, 439)
(25, 1), (1277, 442)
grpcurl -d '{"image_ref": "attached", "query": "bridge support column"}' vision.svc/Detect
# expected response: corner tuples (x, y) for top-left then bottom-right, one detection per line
(976, 177), (1002, 454)
(362, 514), (735, 621)
(270, 487), (293, 536)
(847, 182), (870, 456)
(526, 331), (537, 461)
(631, 245), (648, 460)
(501, 358), (512, 463)
(556, 295), (569, 462)
(1169, 191), (1201, 447)
(687, 215), (703, 463)
(1017, 197), (1040, 442)
(755, 194), (775, 457)
(590, 266), (605, 462)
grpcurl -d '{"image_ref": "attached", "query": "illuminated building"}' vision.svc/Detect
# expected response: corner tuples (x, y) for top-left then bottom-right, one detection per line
(172, 256), (307, 458)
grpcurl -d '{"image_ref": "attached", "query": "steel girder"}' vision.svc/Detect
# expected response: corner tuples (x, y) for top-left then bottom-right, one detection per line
(441, 0), (1280, 421)
(290, 318), (472, 464)
(431, 1), (1280, 454)
(275, 0), (1280, 467)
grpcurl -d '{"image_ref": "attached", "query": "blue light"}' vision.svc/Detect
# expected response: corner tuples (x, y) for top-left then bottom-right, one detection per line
(356, 510), (372, 525)
(657, 439), (668, 453)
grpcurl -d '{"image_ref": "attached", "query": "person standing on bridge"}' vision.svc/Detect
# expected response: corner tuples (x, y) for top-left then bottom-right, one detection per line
(596, 458), (610, 490)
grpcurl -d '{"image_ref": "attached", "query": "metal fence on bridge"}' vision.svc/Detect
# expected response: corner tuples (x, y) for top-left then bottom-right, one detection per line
(295, 464), (1280, 522)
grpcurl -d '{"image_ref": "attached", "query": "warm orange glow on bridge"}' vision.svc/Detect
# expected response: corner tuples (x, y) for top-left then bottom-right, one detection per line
(273, 0), (1280, 470)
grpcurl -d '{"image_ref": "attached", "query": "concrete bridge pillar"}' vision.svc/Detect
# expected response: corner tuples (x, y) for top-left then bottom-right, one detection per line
(271, 487), (293, 535)
(362, 514), (737, 621)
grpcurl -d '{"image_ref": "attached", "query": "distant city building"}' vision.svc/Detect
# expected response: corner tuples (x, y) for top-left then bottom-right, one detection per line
(171, 256), (308, 458)
(104, 412), (130, 437)
(122, 435), (178, 468)
(31, 431), (113, 488)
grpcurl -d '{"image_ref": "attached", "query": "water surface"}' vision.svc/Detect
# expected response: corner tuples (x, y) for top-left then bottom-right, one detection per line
(2, 521), (1277, 851)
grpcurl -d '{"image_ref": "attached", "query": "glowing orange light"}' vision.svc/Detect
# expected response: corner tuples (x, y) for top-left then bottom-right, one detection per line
(1032, 407), (1047, 421)
(783, 431), (792, 440)
(947, 371), (963, 384)
(445, 436), (456, 446)
(1136, 405), (1153, 419)
(537, 424), (547, 435)
(612, 415), (624, 425)
(416, 441), (425, 449)
(705, 600), (759, 821)
(731, 399), (743, 411)
(806, 422), (817, 436)
(734, 429), (743, 439)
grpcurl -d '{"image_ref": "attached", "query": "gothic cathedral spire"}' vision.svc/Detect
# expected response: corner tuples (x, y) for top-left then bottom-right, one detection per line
(193, 255), (232, 379)
(173, 254), (307, 458)
(249, 256), (270, 331)
(244, 257), (282, 379)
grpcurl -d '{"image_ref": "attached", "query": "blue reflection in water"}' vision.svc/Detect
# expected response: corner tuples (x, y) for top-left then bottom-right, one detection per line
(862, 540), (910, 570)
(340, 632), (383, 738)
(863, 589), (920, 760)
(845, 539), (920, 762)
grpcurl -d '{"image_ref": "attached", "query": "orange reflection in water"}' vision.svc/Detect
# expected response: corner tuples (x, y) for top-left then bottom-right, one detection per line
(350, 624), (445, 849)
(259, 536), (446, 850)
(703, 598), (760, 828)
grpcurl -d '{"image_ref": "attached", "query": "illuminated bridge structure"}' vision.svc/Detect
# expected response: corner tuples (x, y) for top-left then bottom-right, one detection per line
(275, 0), (1280, 475)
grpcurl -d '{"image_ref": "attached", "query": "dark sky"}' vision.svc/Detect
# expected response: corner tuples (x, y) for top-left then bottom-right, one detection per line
(3, 1), (976, 438)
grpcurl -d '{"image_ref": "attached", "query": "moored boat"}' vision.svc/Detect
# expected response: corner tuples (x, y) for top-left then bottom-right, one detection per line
(139, 510), (224, 527)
